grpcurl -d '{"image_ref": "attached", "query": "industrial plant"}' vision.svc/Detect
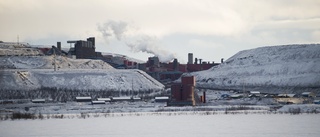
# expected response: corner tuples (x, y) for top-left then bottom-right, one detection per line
(38, 37), (220, 85)
(1, 37), (319, 108)
(0, 36), (222, 107)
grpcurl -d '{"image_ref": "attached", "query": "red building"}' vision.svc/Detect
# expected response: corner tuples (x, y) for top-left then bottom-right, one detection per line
(168, 76), (196, 106)
(138, 54), (220, 84)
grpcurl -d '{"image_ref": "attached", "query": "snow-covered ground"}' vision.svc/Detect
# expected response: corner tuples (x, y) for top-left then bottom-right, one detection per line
(0, 45), (164, 93)
(0, 56), (114, 69)
(184, 44), (320, 93)
(0, 69), (163, 91)
(1, 114), (319, 137)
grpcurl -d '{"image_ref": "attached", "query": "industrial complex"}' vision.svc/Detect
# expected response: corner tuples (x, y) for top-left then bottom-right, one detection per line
(36, 37), (219, 106)
(38, 37), (220, 85)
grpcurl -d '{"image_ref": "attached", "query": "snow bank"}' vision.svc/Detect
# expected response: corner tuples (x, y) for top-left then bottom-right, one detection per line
(186, 44), (320, 93)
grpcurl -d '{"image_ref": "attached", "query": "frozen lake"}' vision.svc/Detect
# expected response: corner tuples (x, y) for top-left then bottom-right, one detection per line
(1, 114), (319, 137)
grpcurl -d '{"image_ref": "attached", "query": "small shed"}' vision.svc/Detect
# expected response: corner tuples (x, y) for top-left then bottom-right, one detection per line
(112, 97), (132, 102)
(250, 91), (260, 95)
(91, 101), (106, 105)
(313, 100), (320, 104)
(314, 100), (320, 104)
(301, 92), (316, 98)
(97, 98), (111, 102)
(155, 96), (169, 102)
(249, 91), (261, 97)
(132, 97), (141, 101)
(75, 97), (92, 102)
(230, 94), (243, 99)
(264, 94), (276, 98)
(220, 94), (230, 98)
(32, 99), (45, 103)
(278, 94), (296, 98)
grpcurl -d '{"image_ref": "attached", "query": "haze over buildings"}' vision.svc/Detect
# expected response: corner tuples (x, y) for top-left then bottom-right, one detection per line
(1, 0), (319, 62)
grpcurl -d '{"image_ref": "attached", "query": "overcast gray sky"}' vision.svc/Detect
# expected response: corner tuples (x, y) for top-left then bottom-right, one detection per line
(1, 0), (319, 63)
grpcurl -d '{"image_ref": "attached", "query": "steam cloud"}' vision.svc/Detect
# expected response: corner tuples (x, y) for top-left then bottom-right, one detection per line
(97, 20), (176, 62)
(97, 20), (128, 41)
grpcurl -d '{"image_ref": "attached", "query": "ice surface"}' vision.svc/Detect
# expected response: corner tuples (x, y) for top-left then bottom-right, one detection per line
(1, 114), (319, 137)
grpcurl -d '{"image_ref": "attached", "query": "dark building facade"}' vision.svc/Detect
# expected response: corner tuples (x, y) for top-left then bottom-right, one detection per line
(68, 37), (101, 59)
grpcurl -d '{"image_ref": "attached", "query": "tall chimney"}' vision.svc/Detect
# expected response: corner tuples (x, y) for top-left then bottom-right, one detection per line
(199, 59), (202, 64)
(194, 58), (198, 64)
(188, 53), (193, 64)
(57, 42), (61, 51)
(173, 59), (178, 71)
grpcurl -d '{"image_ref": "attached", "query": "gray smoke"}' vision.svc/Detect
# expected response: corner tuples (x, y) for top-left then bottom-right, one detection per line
(97, 20), (176, 62)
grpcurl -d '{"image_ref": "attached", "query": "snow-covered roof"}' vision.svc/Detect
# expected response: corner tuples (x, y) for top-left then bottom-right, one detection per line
(97, 98), (111, 101)
(91, 101), (106, 104)
(278, 94), (296, 98)
(250, 91), (260, 94)
(132, 97), (141, 100)
(31, 99), (45, 102)
(155, 97), (169, 100)
(230, 94), (243, 98)
(112, 97), (131, 100)
(301, 92), (311, 95)
(76, 97), (92, 100)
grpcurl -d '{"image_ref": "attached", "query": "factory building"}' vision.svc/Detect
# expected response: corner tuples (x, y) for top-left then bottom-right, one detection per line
(67, 37), (102, 59)
(138, 53), (220, 84)
(168, 76), (196, 106)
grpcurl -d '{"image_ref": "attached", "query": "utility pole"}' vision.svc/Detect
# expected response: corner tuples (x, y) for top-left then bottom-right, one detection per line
(131, 77), (134, 96)
(17, 35), (19, 45)
(53, 48), (56, 71)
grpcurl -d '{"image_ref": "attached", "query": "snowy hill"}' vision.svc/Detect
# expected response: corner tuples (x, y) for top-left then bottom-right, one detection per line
(0, 69), (164, 91)
(0, 44), (164, 95)
(0, 56), (114, 70)
(184, 44), (320, 93)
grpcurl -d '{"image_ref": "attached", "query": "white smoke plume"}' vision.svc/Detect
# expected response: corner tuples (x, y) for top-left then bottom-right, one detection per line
(97, 20), (128, 41)
(97, 20), (176, 62)
(126, 35), (176, 62)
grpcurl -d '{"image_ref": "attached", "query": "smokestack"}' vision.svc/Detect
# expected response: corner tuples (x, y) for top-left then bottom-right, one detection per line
(57, 42), (61, 51)
(87, 37), (95, 49)
(188, 53), (193, 64)
(194, 58), (198, 64)
(199, 59), (202, 64)
(173, 58), (178, 71)
(221, 58), (224, 63)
